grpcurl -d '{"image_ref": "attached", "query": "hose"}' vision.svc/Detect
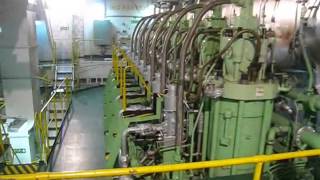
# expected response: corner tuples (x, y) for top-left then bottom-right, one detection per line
(160, 4), (205, 92)
(133, 16), (154, 58)
(176, 0), (232, 148)
(187, 28), (221, 92)
(143, 12), (169, 66)
(150, 9), (183, 81)
(192, 29), (262, 102)
(131, 17), (148, 54)
(137, 15), (158, 61)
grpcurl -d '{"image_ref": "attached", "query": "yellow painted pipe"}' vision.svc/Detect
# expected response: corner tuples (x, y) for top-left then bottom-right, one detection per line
(1, 149), (320, 180)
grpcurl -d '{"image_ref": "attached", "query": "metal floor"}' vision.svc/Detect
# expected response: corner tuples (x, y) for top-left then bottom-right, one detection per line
(52, 87), (105, 172)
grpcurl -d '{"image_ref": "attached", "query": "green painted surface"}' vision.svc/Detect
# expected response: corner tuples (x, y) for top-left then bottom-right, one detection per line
(207, 99), (273, 177)
(104, 73), (162, 169)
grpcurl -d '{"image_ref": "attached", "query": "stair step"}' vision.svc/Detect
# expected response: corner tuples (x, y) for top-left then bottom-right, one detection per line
(48, 103), (68, 110)
(48, 136), (56, 140)
(48, 118), (63, 122)
(48, 127), (60, 131)
(48, 113), (65, 119)
(49, 109), (67, 113)
(48, 121), (62, 128)
(49, 139), (55, 146)
(48, 130), (58, 137)
(57, 71), (73, 74)
(57, 66), (73, 73)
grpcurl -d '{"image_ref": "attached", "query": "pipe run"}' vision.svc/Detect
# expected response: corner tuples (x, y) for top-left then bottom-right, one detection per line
(300, 130), (320, 149)
(286, 89), (320, 112)
(177, 0), (231, 150)
(266, 126), (290, 155)
(120, 124), (163, 168)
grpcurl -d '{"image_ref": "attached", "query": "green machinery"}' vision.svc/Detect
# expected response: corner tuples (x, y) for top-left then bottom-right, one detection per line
(104, 0), (320, 179)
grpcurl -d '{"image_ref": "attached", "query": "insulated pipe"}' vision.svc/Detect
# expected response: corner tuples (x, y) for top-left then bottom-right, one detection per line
(160, 4), (205, 92)
(120, 124), (163, 168)
(176, 0), (231, 149)
(120, 127), (140, 168)
(164, 84), (178, 137)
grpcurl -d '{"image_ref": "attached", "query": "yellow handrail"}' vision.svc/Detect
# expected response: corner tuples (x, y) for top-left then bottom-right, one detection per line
(34, 78), (73, 162)
(122, 66), (133, 111)
(1, 149), (319, 180)
(0, 123), (4, 155)
(117, 48), (152, 100)
(0, 102), (5, 110)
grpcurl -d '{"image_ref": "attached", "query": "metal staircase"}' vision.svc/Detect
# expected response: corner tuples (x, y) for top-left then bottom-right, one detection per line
(54, 64), (74, 91)
(47, 97), (68, 148)
(44, 76), (72, 149)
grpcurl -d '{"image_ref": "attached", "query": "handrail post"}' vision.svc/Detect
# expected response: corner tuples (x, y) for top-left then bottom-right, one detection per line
(122, 66), (131, 111)
(43, 111), (49, 159)
(0, 122), (4, 155)
(253, 162), (263, 180)
(119, 64), (123, 96)
(53, 96), (58, 135)
(34, 112), (42, 159)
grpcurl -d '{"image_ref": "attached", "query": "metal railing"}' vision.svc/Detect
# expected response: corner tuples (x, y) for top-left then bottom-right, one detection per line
(0, 149), (319, 179)
(0, 120), (7, 158)
(0, 121), (21, 164)
(112, 46), (152, 111)
(34, 78), (72, 162)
